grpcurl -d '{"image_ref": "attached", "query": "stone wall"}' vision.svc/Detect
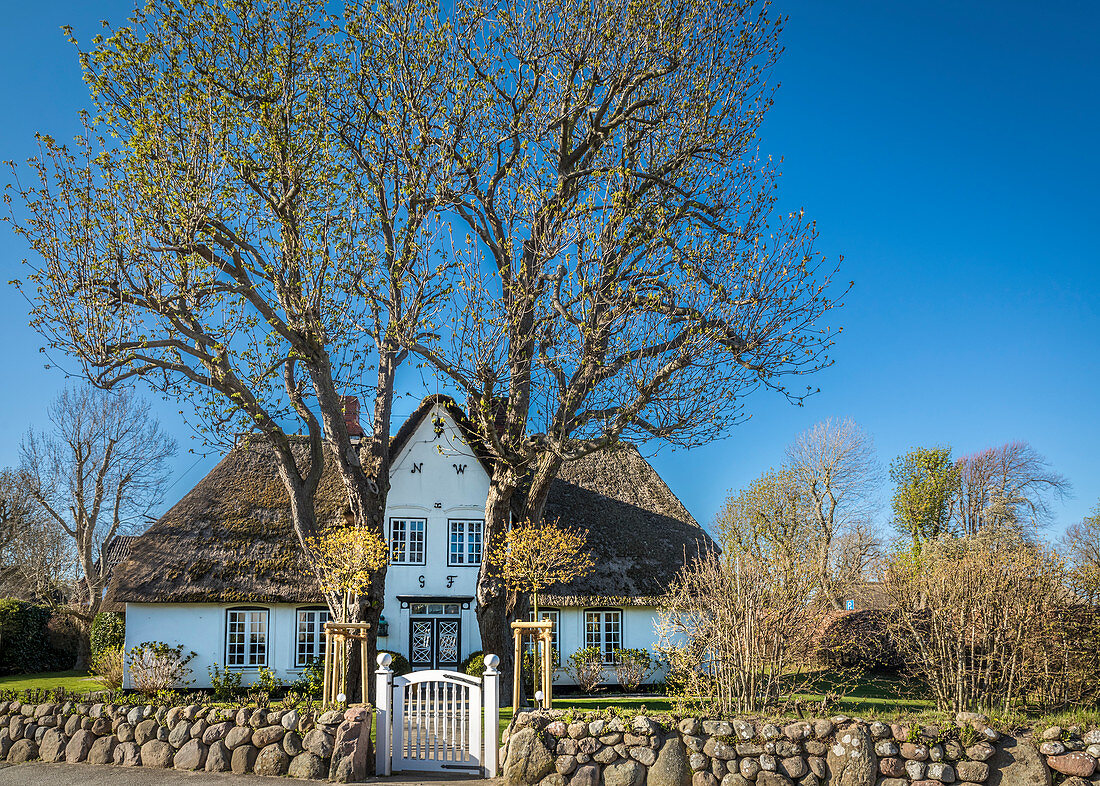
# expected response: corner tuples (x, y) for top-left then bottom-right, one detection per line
(501, 711), (1077, 786)
(0, 699), (373, 782)
(1036, 726), (1100, 783)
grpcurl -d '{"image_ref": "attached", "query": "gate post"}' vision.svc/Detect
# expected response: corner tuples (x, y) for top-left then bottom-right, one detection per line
(482, 654), (501, 778)
(375, 653), (394, 776)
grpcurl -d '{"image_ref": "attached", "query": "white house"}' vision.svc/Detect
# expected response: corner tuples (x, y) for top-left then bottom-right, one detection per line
(111, 396), (712, 689)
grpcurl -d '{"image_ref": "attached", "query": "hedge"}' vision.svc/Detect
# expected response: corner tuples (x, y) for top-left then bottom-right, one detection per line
(0, 598), (75, 675)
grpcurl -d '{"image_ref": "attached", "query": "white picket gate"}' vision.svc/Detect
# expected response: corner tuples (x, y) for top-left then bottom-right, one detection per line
(375, 653), (500, 777)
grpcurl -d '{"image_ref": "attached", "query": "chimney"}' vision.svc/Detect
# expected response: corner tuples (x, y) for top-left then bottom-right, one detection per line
(341, 396), (365, 438)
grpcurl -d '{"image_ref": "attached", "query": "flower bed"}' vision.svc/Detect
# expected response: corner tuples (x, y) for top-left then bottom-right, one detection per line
(0, 698), (373, 782)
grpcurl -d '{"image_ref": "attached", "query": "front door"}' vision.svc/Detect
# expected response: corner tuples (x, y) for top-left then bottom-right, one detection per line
(409, 617), (461, 670)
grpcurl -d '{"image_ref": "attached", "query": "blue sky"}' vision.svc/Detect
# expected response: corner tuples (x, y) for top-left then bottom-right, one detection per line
(0, 1), (1096, 539)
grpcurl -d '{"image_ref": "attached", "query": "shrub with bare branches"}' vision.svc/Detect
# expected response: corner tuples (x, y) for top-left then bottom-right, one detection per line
(127, 641), (196, 695)
(882, 525), (1065, 713)
(658, 470), (824, 714)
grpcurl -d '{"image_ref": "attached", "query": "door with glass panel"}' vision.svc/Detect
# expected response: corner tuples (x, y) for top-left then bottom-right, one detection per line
(408, 603), (462, 670)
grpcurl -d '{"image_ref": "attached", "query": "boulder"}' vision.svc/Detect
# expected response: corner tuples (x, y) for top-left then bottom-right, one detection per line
(827, 725), (878, 786)
(289, 751), (327, 779)
(693, 773), (719, 786)
(39, 728), (66, 762)
(570, 765), (601, 786)
(114, 741), (141, 766)
(254, 742), (290, 776)
(253, 724), (286, 748)
(781, 757), (807, 779)
(926, 762), (954, 781)
(721, 776), (753, 786)
(756, 774), (794, 786)
(117, 722), (135, 743)
(281, 710), (299, 730)
(631, 746), (658, 766)
(141, 739), (174, 768)
(303, 728), (335, 758)
(557, 755), (579, 775)
(225, 725), (253, 749)
(647, 736), (692, 786)
(174, 738), (208, 770)
(704, 738), (738, 760)
(203, 721), (233, 744)
(169, 720), (192, 748)
(231, 744), (258, 774)
(987, 736), (1051, 786)
(879, 758), (905, 778)
(505, 727), (556, 786)
(87, 734), (116, 765)
(65, 729), (96, 762)
(283, 730), (305, 756)
(740, 759), (761, 779)
(8, 738), (38, 762)
(955, 761), (989, 781)
(135, 718), (159, 746)
(605, 759), (644, 786)
(205, 740), (231, 772)
(1047, 752), (1097, 778)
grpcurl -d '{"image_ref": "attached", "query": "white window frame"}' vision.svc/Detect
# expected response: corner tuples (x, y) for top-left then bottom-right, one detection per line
(584, 609), (622, 665)
(295, 607), (330, 667)
(389, 518), (426, 565)
(448, 519), (484, 566)
(226, 607), (269, 668)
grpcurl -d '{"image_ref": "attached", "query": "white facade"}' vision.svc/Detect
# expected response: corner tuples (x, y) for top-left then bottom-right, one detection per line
(123, 403), (664, 689)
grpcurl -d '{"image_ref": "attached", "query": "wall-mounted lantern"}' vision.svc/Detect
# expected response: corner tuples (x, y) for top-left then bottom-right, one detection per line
(378, 615), (389, 637)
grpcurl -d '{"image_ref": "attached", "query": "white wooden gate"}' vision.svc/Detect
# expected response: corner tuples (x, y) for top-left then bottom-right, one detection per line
(375, 653), (500, 777)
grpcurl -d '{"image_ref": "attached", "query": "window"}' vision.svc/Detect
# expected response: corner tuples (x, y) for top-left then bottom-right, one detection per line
(390, 518), (426, 564)
(226, 608), (268, 667)
(410, 603), (461, 615)
(584, 609), (622, 664)
(448, 519), (484, 566)
(526, 608), (560, 666)
(295, 607), (330, 667)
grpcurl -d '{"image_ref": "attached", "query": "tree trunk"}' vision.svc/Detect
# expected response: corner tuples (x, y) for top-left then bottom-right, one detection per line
(73, 621), (92, 671)
(477, 468), (522, 704)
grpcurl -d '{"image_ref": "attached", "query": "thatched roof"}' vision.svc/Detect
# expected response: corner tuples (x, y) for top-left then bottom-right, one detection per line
(538, 445), (714, 606)
(113, 397), (712, 606)
(112, 439), (344, 604)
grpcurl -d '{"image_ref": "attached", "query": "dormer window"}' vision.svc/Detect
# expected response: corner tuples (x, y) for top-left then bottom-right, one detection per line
(390, 518), (426, 565)
(448, 519), (483, 566)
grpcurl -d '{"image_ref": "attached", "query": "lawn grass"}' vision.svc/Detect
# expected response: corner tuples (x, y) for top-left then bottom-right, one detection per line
(0, 670), (107, 695)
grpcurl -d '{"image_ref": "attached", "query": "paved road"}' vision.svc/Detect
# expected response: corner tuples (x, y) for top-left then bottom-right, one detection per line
(0, 762), (497, 785)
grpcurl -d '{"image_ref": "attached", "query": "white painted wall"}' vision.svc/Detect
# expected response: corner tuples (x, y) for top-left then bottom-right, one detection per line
(123, 404), (666, 689)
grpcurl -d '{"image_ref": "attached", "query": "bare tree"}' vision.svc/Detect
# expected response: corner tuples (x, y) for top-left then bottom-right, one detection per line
(7, 0), (462, 695)
(785, 419), (882, 608)
(952, 441), (1070, 537)
(412, 0), (844, 696)
(19, 387), (175, 667)
(1063, 501), (1100, 603)
(0, 468), (74, 602)
(659, 470), (823, 714)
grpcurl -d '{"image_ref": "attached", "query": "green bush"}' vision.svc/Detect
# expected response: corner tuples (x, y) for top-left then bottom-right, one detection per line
(0, 598), (72, 675)
(254, 665), (283, 694)
(291, 656), (324, 696)
(209, 662), (243, 701)
(461, 650), (485, 678)
(90, 612), (125, 658)
(380, 650), (411, 676)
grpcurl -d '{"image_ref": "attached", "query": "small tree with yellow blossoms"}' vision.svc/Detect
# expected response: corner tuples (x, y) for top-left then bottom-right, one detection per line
(306, 526), (389, 623)
(305, 525), (388, 703)
(488, 520), (594, 695)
